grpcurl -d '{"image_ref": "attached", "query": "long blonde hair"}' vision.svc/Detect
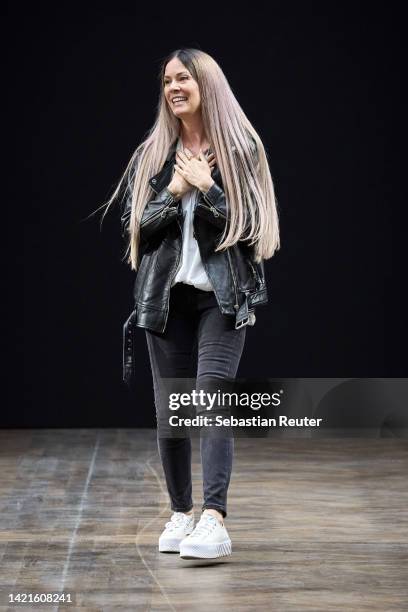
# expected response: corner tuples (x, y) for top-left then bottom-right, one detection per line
(100, 48), (280, 271)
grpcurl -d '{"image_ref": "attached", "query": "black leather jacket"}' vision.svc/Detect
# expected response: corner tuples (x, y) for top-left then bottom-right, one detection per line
(121, 140), (268, 383)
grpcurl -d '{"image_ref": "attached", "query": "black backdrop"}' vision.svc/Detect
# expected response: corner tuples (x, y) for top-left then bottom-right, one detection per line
(8, 2), (407, 427)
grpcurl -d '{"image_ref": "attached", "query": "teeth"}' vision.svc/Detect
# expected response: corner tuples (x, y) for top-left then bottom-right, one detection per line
(172, 97), (187, 103)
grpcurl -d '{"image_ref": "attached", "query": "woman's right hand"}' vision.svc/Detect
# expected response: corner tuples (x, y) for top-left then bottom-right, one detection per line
(167, 168), (191, 199)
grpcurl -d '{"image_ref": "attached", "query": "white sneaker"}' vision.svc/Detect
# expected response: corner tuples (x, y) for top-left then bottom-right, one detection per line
(158, 512), (195, 553)
(179, 513), (232, 559)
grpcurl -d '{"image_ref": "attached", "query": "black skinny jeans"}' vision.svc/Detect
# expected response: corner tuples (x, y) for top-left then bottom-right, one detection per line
(145, 282), (246, 518)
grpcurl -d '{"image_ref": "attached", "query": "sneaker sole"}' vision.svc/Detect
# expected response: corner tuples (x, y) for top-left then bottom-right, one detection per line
(159, 537), (181, 553)
(179, 538), (232, 559)
(159, 531), (194, 553)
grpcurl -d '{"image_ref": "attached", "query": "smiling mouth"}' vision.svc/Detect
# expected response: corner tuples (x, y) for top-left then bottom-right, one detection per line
(172, 97), (188, 105)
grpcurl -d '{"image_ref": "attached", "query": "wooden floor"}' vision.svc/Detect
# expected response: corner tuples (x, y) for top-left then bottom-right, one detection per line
(0, 430), (407, 611)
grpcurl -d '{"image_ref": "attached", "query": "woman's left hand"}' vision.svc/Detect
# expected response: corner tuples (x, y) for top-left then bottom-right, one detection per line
(174, 149), (215, 193)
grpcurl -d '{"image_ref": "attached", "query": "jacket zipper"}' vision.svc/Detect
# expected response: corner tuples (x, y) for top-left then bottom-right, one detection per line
(203, 193), (226, 219)
(203, 190), (236, 311)
(247, 259), (259, 284)
(142, 197), (174, 228)
(161, 216), (183, 332)
(192, 190), (227, 314)
(227, 249), (239, 311)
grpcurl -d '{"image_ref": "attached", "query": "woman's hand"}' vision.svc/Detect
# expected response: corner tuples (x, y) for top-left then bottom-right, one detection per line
(167, 167), (192, 200)
(174, 149), (216, 193)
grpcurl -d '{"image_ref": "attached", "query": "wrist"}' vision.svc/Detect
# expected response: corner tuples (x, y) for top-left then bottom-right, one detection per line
(199, 178), (215, 194)
(167, 183), (181, 200)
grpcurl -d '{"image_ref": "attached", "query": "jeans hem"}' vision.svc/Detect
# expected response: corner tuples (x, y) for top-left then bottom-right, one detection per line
(171, 505), (194, 513)
(202, 504), (227, 519)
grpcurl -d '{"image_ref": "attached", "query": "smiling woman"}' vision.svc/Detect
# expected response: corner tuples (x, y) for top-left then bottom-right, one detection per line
(98, 47), (280, 561)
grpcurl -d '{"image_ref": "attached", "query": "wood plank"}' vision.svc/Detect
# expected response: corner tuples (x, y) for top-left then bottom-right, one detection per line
(0, 430), (406, 610)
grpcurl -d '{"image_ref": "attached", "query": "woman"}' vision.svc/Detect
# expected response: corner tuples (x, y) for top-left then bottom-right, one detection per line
(105, 48), (279, 559)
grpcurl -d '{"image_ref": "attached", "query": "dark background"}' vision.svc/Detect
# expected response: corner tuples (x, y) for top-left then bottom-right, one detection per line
(8, 2), (406, 427)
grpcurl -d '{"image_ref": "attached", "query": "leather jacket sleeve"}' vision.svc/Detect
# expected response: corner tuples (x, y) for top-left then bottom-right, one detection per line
(194, 182), (228, 230)
(121, 186), (179, 241)
(194, 182), (253, 241)
(194, 137), (259, 235)
(139, 187), (179, 240)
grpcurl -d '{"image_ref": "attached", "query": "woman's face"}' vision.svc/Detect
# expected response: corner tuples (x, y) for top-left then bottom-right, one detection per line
(163, 57), (201, 118)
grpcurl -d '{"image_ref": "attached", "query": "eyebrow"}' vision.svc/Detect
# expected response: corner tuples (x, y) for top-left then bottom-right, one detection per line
(163, 71), (189, 80)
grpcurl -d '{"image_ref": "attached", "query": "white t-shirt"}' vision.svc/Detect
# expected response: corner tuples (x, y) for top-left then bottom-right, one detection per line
(171, 137), (213, 292)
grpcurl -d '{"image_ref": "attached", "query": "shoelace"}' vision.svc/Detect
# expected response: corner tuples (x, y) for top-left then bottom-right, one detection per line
(189, 515), (218, 538)
(164, 512), (192, 532)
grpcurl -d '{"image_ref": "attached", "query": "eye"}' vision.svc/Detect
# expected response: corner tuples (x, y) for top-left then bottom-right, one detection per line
(163, 75), (189, 87)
